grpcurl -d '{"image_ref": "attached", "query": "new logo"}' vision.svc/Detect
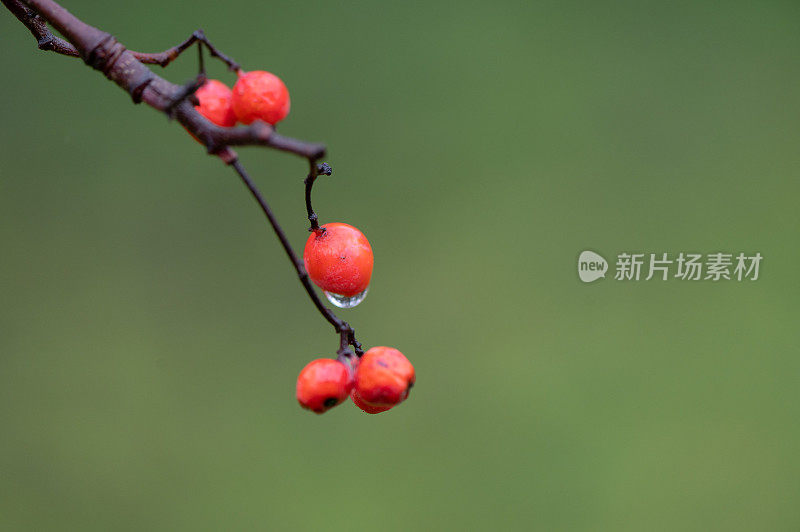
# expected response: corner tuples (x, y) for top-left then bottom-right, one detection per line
(578, 250), (608, 283)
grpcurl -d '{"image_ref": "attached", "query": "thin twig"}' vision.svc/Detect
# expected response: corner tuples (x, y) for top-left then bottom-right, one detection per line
(230, 159), (362, 355)
(132, 29), (240, 72)
(1, 0), (77, 55)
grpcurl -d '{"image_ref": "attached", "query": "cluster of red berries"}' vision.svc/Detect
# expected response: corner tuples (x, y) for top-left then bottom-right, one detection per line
(297, 347), (415, 414)
(298, 224), (415, 414)
(195, 67), (415, 415)
(193, 70), (290, 130)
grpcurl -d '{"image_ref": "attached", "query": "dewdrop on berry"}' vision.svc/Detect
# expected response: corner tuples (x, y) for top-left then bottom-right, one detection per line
(324, 288), (368, 309)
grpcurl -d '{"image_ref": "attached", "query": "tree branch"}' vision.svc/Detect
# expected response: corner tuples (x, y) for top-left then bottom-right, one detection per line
(5, 0), (324, 160)
(3, 0), (364, 356)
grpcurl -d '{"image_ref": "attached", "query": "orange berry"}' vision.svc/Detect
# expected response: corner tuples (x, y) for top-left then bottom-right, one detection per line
(352, 347), (415, 412)
(296, 358), (352, 414)
(194, 79), (237, 127)
(231, 70), (290, 125)
(303, 223), (373, 298)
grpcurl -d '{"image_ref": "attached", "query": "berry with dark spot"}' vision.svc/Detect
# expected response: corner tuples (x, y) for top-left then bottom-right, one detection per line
(296, 358), (353, 414)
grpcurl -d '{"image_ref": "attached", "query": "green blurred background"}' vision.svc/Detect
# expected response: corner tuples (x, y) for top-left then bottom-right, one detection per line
(1, 0), (799, 530)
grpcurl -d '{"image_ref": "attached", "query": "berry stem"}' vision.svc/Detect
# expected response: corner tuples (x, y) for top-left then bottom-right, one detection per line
(304, 161), (332, 232)
(197, 37), (205, 75)
(230, 159), (363, 355)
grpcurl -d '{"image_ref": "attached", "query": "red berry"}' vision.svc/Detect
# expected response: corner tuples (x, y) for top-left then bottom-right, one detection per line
(296, 358), (352, 414)
(351, 388), (392, 414)
(231, 70), (290, 125)
(303, 223), (373, 298)
(352, 347), (415, 412)
(194, 79), (237, 127)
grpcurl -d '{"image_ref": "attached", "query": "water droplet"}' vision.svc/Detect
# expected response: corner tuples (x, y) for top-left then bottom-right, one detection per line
(324, 287), (368, 309)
